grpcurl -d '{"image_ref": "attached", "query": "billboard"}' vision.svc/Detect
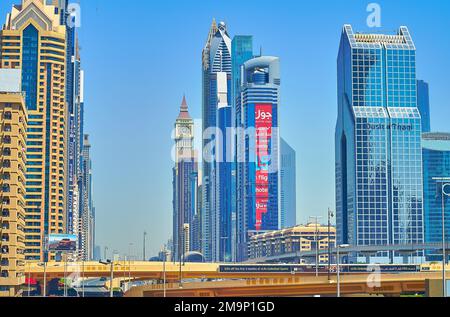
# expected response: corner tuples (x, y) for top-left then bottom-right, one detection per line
(48, 234), (77, 252)
(254, 104), (273, 231)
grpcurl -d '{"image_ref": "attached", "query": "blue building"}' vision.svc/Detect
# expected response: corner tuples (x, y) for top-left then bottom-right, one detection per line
(335, 25), (424, 263)
(236, 56), (281, 262)
(417, 80), (431, 133)
(231, 35), (254, 261)
(201, 20), (232, 262)
(280, 138), (297, 228)
(422, 133), (450, 261)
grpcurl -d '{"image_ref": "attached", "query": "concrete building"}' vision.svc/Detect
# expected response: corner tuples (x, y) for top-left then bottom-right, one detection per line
(248, 224), (336, 263)
(0, 71), (27, 296)
(1, 0), (69, 262)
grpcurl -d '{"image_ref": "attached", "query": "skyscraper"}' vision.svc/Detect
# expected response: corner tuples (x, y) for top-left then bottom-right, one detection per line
(201, 20), (232, 262)
(231, 36), (254, 260)
(422, 132), (450, 261)
(335, 25), (424, 263)
(1, 0), (69, 262)
(173, 96), (197, 261)
(417, 80), (431, 133)
(79, 134), (94, 260)
(0, 70), (27, 297)
(280, 138), (297, 228)
(236, 56), (281, 262)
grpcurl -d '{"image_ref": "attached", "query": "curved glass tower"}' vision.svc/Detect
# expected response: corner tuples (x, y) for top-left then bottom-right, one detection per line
(236, 56), (281, 261)
(335, 25), (424, 263)
(202, 20), (232, 262)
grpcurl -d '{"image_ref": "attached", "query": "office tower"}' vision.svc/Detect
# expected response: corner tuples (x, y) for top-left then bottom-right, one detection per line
(280, 138), (297, 228)
(0, 0), (69, 262)
(236, 56), (281, 262)
(335, 25), (424, 263)
(173, 96), (197, 261)
(190, 171), (202, 253)
(422, 133), (450, 261)
(0, 70), (27, 297)
(201, 20), (232, 262)
(417, 80), (431, 133)
(231, 35), (253, 261)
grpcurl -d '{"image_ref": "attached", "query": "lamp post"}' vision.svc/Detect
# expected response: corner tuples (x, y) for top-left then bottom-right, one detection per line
(162, 245), (167, 298)
(99, 260), (115, 298)
(433, 177), (450, 297)
(309, 216), (323, 277)
(442, 183), (450, 297)
(337, 244), (350, 298)
(143, 231), (147, 261)
(328, 208), (335, 281)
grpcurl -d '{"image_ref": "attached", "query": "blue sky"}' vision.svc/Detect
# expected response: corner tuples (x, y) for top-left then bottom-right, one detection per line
(1, 0), (449, 258)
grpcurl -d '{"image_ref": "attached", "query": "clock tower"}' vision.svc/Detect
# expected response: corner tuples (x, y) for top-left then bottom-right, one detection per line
(172, 95), (198, 262)
(174, 95), (195, 162)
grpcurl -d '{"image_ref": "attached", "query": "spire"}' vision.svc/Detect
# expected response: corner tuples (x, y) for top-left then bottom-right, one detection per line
(177, 95), (191, 119)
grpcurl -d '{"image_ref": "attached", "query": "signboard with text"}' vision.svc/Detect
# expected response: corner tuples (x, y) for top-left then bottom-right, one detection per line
(254, 104), (273, 231)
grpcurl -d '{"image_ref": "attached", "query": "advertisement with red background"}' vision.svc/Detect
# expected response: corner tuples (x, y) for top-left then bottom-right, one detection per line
(255, 104), (273, 231)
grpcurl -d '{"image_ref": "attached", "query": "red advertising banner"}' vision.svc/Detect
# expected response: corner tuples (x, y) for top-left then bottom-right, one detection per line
(255, 104), (273, 231)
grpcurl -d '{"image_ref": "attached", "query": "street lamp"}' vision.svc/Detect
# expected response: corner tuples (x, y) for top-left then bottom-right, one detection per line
(337, 244), (350, 298)
(309, 216), (323, 277)
(37, 262), (47, 297)
(433, 177), (450, 297)
(327, 208), (335, 281)
(99, 260), (115, 298)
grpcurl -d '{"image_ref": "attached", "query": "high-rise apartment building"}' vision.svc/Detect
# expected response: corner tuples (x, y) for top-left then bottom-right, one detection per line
(422, 132), (450, 261)
(173, 96), (198, 261)
(280, 138), (297, 229)
(79, 134), (94, 260)
(236, 56), (281, 262)
(335, 25), (424, 263)
(201, 20), (232, 262)
(0, 70), (27, 297)
(1, 0), (69, 262)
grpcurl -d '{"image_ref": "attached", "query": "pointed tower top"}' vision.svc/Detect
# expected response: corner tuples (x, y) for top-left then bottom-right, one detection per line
(177, 95), (191, 120)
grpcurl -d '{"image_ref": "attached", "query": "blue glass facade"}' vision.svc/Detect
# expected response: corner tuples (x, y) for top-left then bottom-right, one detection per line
(202, 21), (232, 262)
(21, 24), (39, 111)
(280, 138), (297, 228)
(335, 25), (424, 263)
(236, 56), (281, 261)
(422, 133), (450, 261)
(417, 80), (431, 133)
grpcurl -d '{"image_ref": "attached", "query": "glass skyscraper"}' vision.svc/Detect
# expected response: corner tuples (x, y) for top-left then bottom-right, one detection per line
(236, 56), (281, 262)
(417, 80), (431, 133)
(280, 138), (297, 229)
(335, 25), (424, 263)
(422, 133), (450, 261)
(201, 20), (232, 262)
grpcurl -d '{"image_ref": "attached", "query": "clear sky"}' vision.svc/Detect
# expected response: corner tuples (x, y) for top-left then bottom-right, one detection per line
(1, 0), (449, 259)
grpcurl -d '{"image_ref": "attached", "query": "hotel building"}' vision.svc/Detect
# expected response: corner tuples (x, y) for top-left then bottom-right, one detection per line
(0, 70), (27, 296)
(0, 0), (68, 261)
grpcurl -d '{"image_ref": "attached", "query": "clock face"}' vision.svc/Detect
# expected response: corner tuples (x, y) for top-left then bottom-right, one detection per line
(180, 126), (190, 135)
